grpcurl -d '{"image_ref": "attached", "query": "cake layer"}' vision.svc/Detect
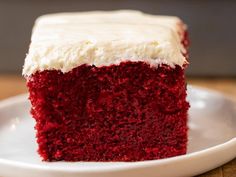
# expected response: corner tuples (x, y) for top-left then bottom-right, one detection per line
(27, 62), (189, 161)
(23, 10), (188, 76)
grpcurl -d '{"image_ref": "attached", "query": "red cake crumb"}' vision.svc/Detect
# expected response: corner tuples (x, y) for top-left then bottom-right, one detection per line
(27, 62), (189, 161)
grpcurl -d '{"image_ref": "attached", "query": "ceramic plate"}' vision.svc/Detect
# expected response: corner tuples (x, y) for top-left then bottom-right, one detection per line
(0, 86), (235, 177)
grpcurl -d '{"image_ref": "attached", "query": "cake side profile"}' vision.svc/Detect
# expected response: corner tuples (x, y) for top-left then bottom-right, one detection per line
(23, 10), (190, 161)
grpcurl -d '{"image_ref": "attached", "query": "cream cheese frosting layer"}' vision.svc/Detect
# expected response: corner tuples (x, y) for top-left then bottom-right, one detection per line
(23, 10), (187, 76)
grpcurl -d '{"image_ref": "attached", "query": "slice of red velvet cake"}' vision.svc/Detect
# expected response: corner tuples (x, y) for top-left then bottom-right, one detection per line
(23, 10), (190, 161)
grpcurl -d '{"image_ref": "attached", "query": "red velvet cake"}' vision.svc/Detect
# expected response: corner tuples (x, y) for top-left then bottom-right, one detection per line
(23, 10), (190, 161)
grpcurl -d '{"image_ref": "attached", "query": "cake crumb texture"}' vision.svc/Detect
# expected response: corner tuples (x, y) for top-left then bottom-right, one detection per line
(28, 61), (189, 161)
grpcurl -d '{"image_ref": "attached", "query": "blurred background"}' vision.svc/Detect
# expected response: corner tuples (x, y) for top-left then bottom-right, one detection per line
(0, 0), (236, 76)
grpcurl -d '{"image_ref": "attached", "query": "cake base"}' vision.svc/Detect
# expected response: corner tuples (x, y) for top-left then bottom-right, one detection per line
(27, 61), (189, 161)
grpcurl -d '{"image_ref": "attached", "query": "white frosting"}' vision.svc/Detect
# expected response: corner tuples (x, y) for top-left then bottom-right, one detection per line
(23, 10), (187, 76)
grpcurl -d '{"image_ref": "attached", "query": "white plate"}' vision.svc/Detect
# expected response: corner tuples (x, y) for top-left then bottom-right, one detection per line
(0, 86), (235, 177)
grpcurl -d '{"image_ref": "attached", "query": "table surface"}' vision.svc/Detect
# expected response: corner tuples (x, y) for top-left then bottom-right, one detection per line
(0, 75), (235, 177)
